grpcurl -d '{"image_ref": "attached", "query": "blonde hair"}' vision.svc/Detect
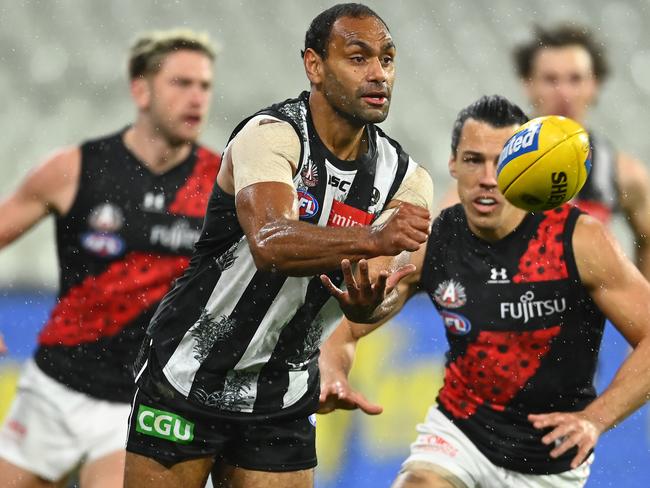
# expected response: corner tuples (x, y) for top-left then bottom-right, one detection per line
(128, 29), (217, 79)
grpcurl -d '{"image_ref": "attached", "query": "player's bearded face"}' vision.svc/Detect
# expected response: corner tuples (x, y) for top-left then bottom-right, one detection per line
(147, 51), (213, 146)
(525, 46), (597, 123)
(320, 16), (395, 124)
(451, 120), (525, 240)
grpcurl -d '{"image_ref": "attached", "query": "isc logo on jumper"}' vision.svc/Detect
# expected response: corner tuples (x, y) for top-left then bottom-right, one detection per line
(298, 191), (319, 219)
(441, 310), (471, 335)
(136, 405), (194, 444)
(498, 122), (542, 169)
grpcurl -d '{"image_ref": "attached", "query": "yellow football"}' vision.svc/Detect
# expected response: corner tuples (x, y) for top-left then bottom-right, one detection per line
(496, 115), (591, 211)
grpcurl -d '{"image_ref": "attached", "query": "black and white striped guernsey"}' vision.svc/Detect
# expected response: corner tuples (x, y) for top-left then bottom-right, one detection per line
(140, 91), (420, 417)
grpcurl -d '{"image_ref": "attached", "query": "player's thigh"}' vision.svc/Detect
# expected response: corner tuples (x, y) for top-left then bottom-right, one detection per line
(213, 463), (313, 488)
(392, 465), (468, 488)
(123, 451), (213, 488)
(0, 457), (67, 488)
(78, 450), (125, 488)
(0, 361), (84, 483)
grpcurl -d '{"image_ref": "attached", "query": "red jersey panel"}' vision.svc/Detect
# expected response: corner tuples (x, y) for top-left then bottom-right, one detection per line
(34, 130), (220, 403)
(420, 204), (605, 475)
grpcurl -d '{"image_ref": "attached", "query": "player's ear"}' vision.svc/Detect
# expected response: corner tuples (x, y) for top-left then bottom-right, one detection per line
(130, 76), (151, 110)
(448, 154), (458, 179)
(303, 48), (323, 85)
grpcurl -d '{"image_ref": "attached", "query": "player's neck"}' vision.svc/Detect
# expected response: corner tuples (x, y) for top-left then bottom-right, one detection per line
(309, 92), (368, 162)
(123, 122), (193, 174)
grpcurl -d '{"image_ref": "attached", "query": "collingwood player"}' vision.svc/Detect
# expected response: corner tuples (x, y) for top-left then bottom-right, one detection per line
(124, 4), (433, 488)
(0, 30), (220, 488)
(320, 95), (650, 488)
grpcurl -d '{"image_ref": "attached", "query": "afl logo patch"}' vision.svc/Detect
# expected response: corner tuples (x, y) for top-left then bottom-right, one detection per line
(81, 232), (125, 258)
(88, 203), (124, 232)
(441, 311), (471, 335)
(298, 191), (319, 219)
(433, 280), (467, 308)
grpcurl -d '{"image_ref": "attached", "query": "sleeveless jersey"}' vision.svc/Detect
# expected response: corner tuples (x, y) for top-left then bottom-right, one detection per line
(35, 129), (221, 403)
(142, 91), (418, 418)
(420, 204), (606, 474)
(572, 130), (618, 224)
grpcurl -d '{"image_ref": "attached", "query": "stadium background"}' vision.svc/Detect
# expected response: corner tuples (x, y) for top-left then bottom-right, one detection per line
(0, 0), (648, 486)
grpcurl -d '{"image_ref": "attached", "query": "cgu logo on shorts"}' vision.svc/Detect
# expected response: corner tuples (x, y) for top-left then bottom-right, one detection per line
(327, 200), (374, 227)
(298, 191), (319, 219)
(136, 405), (194, 444)
(500, 290), (566, 324)
(497, 122), (542, 169)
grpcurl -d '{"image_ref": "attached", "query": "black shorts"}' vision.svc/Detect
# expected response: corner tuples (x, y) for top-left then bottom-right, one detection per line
(126, 384), (317, 471)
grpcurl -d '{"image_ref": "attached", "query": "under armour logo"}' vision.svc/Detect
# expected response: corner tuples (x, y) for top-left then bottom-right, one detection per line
(489, 267), (508, 282)
(143, 192), (165, 212)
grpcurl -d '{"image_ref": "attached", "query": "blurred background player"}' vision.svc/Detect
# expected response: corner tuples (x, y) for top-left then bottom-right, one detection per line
(124, 4), (432, 488)
(0, 29), (220, 488)
(439, 24), (650, 280)
(320, 95), (650, 487)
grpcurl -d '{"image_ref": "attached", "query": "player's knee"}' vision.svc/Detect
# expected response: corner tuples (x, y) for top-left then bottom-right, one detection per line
(392, 468), (460, 488)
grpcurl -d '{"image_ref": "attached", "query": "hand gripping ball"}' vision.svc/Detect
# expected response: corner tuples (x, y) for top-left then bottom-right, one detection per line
(496, 115), (591, 211)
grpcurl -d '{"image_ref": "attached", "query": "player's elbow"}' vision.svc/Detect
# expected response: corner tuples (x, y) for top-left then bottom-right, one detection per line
(248, 238), (278, 272)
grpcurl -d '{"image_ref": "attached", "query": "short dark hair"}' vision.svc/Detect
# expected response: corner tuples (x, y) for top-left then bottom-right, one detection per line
(451, 95), (529, 156)
(128, 29), (217, 80)
(513, 24), (609, 81)
(301, 3), (389, 59)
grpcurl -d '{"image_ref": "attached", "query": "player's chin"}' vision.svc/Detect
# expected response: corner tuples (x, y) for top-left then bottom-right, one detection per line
(174, 128), (201, 145)
(358, 104), (390, 123)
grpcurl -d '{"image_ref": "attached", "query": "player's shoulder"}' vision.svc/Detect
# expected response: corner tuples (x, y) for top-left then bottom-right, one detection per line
(19, 145), (81, 206)
(617, 151), (648, 183)
(430, 203), (464, 238)
(572, 211), (610, 255)
(38, 145), (81, 173)
(79, 129), (125, 153)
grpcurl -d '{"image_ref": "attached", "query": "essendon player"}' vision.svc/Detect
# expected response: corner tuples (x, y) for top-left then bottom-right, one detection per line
(124, 4), (432, 488)
(0, 30), (220, 488)
(439, 25), (650, 280)
(320, 95), (650, 488)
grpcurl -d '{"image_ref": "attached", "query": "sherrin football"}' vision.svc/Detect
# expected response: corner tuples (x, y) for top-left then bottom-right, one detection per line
(496, 115), (591, 211)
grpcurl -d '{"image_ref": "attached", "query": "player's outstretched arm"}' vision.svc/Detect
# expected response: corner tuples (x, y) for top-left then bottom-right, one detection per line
(229, 120), (431, 276)
(0, 147), (80, 249)
(319, 247), (424, 414)
(318, 320), (383, 415)
(617, 152), (650, 280)
(529, 214), (650, 468)
(238, 185), (429, 276)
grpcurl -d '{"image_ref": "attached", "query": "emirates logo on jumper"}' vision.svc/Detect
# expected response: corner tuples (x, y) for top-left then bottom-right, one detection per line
(327, 200), (374, 227)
